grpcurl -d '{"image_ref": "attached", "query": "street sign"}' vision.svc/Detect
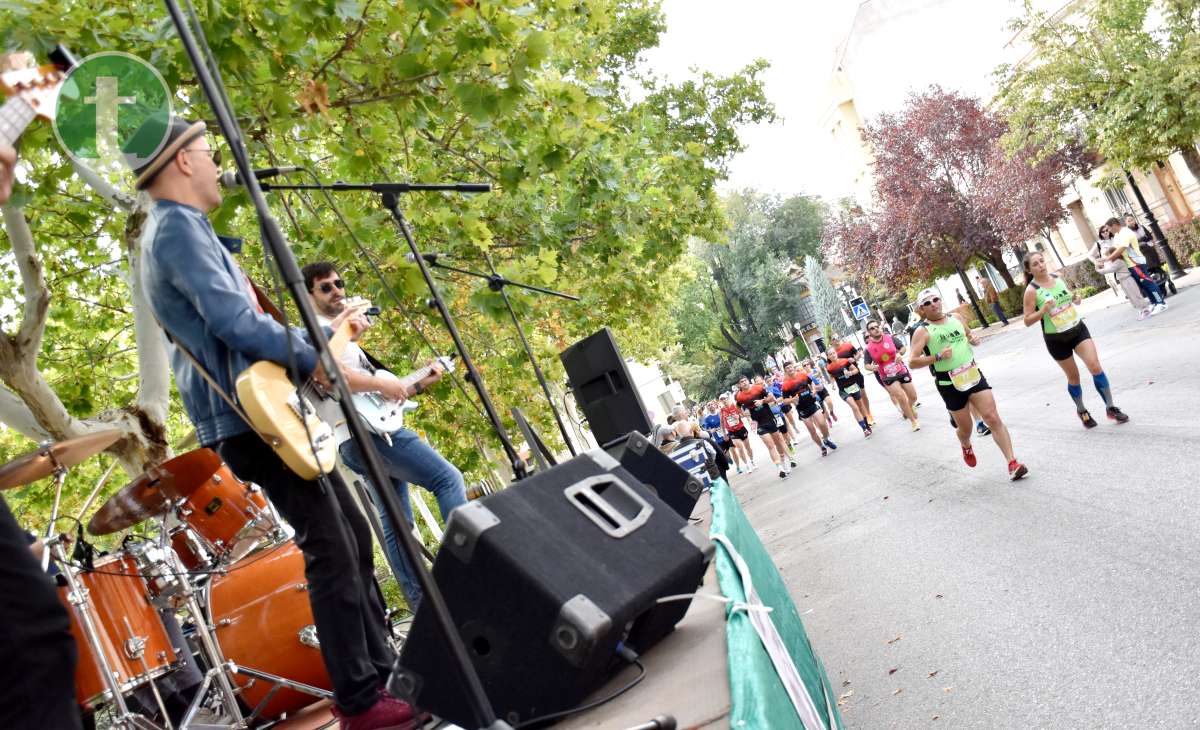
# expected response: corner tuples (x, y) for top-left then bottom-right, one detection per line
(851, 302), (870, 321)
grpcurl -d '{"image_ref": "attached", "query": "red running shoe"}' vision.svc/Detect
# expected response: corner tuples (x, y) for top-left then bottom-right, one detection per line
(961, 445), (977, 468)
(333, 696), (421, 730)
(1008, 460), (1029, 481)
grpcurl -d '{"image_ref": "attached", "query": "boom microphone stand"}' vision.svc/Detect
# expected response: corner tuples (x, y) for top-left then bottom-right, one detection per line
(259, 181), (530, 478)
(427, 249), (580, 456)
(162, 2), (508, 728)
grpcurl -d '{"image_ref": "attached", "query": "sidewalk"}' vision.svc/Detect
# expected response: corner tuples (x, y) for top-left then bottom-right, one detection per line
(974, 266), (1200, 341)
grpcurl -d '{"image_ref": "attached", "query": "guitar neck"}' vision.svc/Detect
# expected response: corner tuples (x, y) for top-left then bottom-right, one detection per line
(0, 97), (36, 148)
(397, 365), (435, 391)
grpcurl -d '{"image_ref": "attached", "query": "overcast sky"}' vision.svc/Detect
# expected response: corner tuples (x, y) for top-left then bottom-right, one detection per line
(640, 0), (1023, 202)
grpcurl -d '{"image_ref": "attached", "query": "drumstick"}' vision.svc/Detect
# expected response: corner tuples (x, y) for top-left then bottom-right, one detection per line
(76, 460), (119, 523)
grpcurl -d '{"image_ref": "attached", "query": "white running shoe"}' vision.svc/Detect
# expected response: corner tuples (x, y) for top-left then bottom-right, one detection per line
(1151, 303), (1167, 315)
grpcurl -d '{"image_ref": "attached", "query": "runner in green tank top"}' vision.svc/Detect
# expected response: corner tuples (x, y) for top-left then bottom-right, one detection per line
(1021, 251), (1128, 428)
(908, 287), (1028, 481)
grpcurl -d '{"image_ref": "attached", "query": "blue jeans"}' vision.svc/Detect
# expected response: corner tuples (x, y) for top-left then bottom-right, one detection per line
(1128, 266), (1165, 305)
(990, 302), (1009, 326)
(339, 428), (466, 611)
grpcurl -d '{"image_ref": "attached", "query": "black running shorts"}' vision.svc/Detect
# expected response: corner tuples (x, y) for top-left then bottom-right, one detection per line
(797, 402), (821, 419)
(935, 373), (992, 412)
(1043, 323), (1091, 362)
(728, 428), (748, 441)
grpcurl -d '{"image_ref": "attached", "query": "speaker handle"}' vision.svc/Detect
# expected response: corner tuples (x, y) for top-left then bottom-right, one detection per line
(564, 475), (652, 539)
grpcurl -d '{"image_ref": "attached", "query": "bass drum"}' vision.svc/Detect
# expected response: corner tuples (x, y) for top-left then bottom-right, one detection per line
(58, 552), (178, 707)
(208, 541), (331, 719)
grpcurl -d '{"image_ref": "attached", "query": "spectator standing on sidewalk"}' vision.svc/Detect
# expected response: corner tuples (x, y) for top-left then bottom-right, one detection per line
(976, 274), (1010, 327)
(1093, 228), (1148, 319)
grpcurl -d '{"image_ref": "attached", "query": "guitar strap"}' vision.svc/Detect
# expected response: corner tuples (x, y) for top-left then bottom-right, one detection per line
(152, 313), (277, 447)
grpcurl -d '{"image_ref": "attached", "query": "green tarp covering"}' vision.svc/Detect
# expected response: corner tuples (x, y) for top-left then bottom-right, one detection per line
(710, 479), (844, 730)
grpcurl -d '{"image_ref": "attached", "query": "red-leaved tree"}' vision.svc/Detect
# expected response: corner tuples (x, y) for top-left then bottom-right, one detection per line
(825, 87), (1085, 291)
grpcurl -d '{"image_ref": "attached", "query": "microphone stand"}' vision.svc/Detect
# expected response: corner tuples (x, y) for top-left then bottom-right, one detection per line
(260, 181), (529, 479)
(162, 3), (508, 729)
(422, 250), (580, 457)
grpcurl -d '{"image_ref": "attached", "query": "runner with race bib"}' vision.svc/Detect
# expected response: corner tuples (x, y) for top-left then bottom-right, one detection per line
(1021, 251), (1129, 429)
(780, 362), (838, 457)
(909, 287), (1028, 481)
(826, 355), (872, 438)
(862, 319), (920, 431)
(719, 391), (754, 473)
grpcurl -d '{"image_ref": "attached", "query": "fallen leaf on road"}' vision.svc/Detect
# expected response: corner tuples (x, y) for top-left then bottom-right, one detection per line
(842, 680), (851, 687)
(887, 635), (903, 644)
(932, 715), (940, 721)
(837, 689), (854, 706)
(943, 686), (954, 693)
(928, 670), (939, 678)
(887, 668), (898, 675)
(892, 688), (903, 696)
(883, 495), (889, 500)
(935, 594), (943, 599)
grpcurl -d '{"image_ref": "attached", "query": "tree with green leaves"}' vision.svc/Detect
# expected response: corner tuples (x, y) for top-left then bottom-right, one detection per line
(996, 0), (1200, 181)
(0, 0), (771, 537)
(666, 190), (824, 395)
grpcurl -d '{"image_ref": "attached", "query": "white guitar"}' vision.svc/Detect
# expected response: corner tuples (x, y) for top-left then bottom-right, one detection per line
(346, 354), (457, 439)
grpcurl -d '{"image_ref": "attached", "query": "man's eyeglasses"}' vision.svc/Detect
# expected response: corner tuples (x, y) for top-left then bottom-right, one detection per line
(317, 279), (345, 294)
(184, 147), (222, 165)
(920, 297), (941, 307)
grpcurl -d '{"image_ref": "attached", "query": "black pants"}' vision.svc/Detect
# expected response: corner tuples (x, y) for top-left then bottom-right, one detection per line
(216, 432), (394, 715)
(0, 496), (82, 729)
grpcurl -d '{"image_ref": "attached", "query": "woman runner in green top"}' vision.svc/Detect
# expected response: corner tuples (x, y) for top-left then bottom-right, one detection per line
(1021, 251), (1129, 428)
(909, 287), (1028, 481)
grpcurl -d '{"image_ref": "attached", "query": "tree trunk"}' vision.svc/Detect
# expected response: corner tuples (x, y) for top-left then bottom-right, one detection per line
(956, 263), (989, 325)
(986, 250), (1017, 288)
(1178, 145), (1200, 184)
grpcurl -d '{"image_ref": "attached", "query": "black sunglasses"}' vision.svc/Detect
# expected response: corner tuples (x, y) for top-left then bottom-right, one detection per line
(317, 279), (345, 294)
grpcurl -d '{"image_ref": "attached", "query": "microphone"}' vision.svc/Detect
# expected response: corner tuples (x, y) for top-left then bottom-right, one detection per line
(405, 252), (452, 264)
(218, 166), (304, 188)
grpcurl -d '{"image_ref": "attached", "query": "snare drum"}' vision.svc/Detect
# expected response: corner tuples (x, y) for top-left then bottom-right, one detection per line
(209, 541), (331, 719)
(166, 449), (280, 568)
(58, 552), (179, 707)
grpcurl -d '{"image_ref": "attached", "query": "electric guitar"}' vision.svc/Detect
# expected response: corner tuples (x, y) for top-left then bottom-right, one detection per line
(343, 354), (456, 440)
(0, 46), (75, 149)
(236, 300), (371, 479)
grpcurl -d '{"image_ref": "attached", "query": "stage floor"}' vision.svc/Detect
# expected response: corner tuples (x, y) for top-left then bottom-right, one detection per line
(277, 493), (730, 730)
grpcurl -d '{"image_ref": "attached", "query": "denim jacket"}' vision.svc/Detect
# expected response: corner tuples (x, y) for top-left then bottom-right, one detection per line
(140, 199), (318, 446)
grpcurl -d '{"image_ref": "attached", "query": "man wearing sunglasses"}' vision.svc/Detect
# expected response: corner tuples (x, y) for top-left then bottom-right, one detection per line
(908, 288), (1028, 481)
(302, 261), (466, 615)
(131, 115), (419, 729)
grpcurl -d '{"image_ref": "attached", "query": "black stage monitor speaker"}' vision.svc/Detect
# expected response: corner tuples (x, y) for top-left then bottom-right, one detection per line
(604, 431), (704, 520)
(394, 449), (714, 728)
(560, 327), (654, 445)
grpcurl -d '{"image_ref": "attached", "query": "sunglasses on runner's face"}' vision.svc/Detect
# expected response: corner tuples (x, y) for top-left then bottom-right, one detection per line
(920, 297), (940, 308)
(318, 279), (345, 294)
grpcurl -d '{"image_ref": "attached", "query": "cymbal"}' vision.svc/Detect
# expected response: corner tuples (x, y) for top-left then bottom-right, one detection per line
(0, 430), (123, 491)
(88, 448), (224, 536)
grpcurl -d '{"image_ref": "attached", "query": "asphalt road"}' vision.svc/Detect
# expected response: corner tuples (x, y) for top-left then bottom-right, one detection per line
(730, 275), (1200, 729)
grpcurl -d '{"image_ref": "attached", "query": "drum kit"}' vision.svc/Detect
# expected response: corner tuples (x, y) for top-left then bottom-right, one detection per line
(1, 432), (339, 728)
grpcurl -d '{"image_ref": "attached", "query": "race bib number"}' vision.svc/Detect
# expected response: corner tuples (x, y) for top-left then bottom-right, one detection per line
(1050, 301), (1080, 331)
(843, 383), (861, 395)
(949, 360), (982, 392)
(727, 414), (741, 427)
(882, 360), (904, 378)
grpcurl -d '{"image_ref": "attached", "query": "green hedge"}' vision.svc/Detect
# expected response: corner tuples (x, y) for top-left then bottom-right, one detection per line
(1163, 217), (1200, 261)
(997, 285), (1025, 316)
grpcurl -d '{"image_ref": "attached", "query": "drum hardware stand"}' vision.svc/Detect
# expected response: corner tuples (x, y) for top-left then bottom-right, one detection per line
(224, 666), (333, 725)
(124, 615), (175, 730)
(166, 0), (513, 725)
(164, 550), (248, 729)
(49, 534), (156, 729)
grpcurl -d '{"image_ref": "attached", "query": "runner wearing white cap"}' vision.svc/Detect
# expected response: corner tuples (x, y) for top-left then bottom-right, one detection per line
(908, 287), (1028, 481)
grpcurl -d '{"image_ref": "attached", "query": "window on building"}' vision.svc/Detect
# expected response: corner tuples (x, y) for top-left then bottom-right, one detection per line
(1103, 187), (1133, 217)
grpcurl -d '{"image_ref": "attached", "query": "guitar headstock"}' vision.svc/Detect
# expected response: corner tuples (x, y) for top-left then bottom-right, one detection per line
(0, 45), (76, 122)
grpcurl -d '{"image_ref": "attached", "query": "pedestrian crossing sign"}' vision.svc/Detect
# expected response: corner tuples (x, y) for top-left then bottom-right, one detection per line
(852, 302), (870, 320)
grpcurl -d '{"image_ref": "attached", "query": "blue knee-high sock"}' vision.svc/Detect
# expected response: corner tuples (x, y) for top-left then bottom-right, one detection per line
(1067, 382), (1086, 412)
(1092, 372), (1114, 408)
